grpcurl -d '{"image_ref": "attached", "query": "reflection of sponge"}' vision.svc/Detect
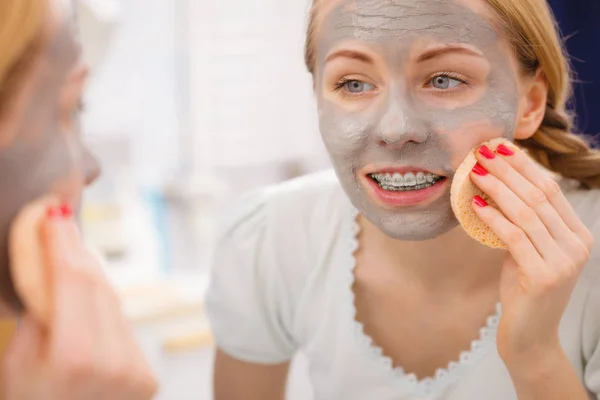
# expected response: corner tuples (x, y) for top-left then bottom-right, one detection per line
(451, 138), (512, 249)
(9, 197), (59, 327)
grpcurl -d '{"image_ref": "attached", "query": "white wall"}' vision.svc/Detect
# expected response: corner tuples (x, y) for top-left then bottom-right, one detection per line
(82, 0), (182, 186)
(189, 0), (325, 170)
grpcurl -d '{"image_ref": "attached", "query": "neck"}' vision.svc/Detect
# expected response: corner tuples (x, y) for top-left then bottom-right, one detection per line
(359, 216), (505, 293)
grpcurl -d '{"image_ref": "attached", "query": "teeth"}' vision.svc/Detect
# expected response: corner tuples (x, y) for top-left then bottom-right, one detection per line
(403, 172), (416, 186)
(370, 171), (442, 190)
(392, 173), (404, 187)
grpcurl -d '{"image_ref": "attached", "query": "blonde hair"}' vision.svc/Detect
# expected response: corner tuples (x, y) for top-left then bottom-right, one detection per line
(0, 0), (46, 114)
(304, 0), (600, 189)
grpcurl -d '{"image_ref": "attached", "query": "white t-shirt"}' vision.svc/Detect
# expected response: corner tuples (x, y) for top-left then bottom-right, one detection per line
(206, 169), (600, 400)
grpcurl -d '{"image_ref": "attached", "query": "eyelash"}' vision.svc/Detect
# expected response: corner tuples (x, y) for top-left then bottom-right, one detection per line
(334, 77), (360, 92)
(333, 77), (375, 99)
(425, 71), (470, 94)
(332, 71), (471, 99)
(334, 77), (350, 91)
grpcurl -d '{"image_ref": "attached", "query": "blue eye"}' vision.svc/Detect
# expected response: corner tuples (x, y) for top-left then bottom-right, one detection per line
(430, 75), (463, 90)
(343, 80), (374, 93)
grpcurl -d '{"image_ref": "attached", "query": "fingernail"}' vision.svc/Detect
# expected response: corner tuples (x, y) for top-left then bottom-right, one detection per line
(472, 163), (488, 176)
(59, 204), (73, 218)
(46, 204), (72, 219)
(478, 145), (496, 159)
(496, 144), (515, 156)
(473, 195), (488, 207)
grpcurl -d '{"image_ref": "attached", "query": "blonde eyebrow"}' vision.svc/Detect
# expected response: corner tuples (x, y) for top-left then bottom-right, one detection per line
(417, 45), (484, 62)
(326, 49), (375, 65)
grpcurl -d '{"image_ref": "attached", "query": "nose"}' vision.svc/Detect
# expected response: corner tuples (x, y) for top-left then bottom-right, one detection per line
(83, 148), (101, 186)
(379, 97), (429, 148)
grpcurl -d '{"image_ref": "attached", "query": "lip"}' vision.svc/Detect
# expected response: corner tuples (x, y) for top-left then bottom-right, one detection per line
(359, 167), (450, 208)
(362, 165), (448, 176)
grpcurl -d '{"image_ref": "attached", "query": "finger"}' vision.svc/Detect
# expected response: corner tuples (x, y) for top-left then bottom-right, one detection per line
(94, 277), (131, 375)
(41, 210), (100, 358)
(470, 165), (562, 261)
(494, 143), (593, 249)
(88, 261), (157, 400)
(472, 196), (545, 275)
(475, 146), (571, 245)
(81, 270), (153, 400)
(83, 247), (126, 348)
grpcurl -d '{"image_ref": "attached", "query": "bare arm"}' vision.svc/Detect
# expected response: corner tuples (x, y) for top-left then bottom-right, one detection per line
(214, 348), (290, 400)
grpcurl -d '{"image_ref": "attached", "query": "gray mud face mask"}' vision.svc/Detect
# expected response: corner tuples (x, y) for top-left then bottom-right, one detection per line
(316, 0), (519, 240)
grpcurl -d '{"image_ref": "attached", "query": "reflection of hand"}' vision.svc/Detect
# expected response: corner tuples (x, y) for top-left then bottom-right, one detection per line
(2, 201), (158, 400)
(469, 143), (594, 371)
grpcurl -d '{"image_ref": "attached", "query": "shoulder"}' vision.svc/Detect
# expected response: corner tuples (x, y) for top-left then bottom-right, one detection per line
(570, 184), (600, 387)
(259, 168), (347, 217)
(235, 168), (350, 279)
(561, 180), (600, 282)
(544, 181), (600, 378)
(561, 179), (600, 221)
(206, 169), (351, 362)
(214, 168), (345, 240)
(223, 169), (349, 252)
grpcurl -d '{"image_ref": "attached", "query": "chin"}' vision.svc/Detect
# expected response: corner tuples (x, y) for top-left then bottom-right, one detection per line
(377, 219), (459, 241)
(361, 202), (459, 241)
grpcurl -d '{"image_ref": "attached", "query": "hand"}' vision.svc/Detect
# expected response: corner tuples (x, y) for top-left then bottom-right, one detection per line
(469, 143), (594, 370)
(1, 203), (158, 400)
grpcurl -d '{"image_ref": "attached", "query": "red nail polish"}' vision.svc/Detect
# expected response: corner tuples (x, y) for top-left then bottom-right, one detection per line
(473, 195), (488, 207)
(472, 163), (488, 176)
(478, 145), (496, 159)
(496, 144), (515, 156)
(59, 204), (73, 218)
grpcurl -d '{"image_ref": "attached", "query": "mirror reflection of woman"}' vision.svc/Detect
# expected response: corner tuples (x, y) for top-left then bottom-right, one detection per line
(207, 0), (600, 399)
(0, 0), (157, 398)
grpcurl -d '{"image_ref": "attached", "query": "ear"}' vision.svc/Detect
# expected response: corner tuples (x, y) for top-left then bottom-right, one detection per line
(513, 70), (548, 140)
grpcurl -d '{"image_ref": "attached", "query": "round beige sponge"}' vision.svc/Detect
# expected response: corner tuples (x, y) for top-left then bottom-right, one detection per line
(450, 138), (513, 249)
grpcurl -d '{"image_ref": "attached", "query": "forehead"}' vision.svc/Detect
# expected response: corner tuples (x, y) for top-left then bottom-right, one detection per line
(319, 0), (499, 51)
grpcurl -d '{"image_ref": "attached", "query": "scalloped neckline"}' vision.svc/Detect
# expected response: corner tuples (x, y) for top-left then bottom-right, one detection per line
(344, 205), (502, 397)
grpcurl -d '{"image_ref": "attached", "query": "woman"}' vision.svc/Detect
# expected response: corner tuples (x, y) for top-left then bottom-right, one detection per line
(0, 0), (157, 398)
(206, 0), (600, 399)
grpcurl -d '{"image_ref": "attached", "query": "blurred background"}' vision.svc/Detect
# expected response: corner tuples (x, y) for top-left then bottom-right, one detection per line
(75, 0), (599, 399)
(77, 0), (325, 398)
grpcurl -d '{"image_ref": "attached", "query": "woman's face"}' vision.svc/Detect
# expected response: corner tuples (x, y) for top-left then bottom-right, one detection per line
(316, 0), (529, 240)
(0, 0), (99, 311)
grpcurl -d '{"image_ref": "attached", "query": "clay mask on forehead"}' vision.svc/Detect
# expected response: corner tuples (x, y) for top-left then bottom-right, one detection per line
(316, 0), (520, 240)
(0, 10), (92, 310)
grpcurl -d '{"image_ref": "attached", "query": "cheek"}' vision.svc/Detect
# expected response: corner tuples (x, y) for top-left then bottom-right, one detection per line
(50, 167), (84, 206)
(318, 99), (372, 145)
(2, 136), (85, 211)
(437, 119), (506, 169)
(419, 86), (488, 111)
(49, 139), (87, 205)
